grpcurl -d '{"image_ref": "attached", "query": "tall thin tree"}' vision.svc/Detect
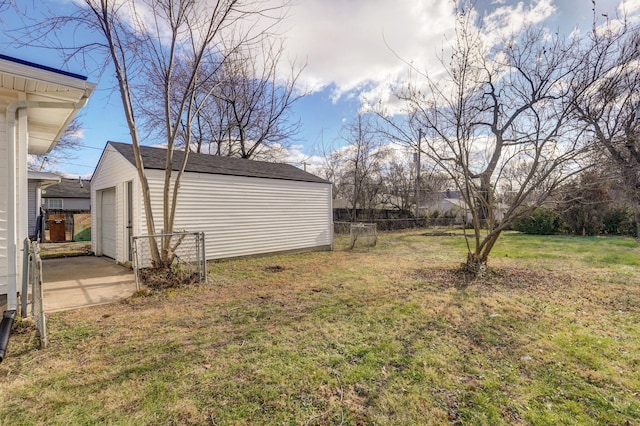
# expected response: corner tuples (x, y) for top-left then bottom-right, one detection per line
(24, 0), (288, 265)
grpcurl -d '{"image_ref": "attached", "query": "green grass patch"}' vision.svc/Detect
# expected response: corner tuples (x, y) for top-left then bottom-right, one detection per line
(1, 230), (639, 424)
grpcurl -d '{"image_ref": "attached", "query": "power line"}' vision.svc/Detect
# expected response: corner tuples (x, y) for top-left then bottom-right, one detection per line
(74, 143), (104, 151)
(57, 162), (95, 169)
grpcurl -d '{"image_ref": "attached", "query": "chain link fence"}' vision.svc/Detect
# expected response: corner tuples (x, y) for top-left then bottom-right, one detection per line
(349, 223), (377, 251)
(334, 218), (461, 234)
(131, 232), (207, 288)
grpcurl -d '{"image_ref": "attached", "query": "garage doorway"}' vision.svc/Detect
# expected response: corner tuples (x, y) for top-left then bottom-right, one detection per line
(126, 181), (133, 262)
(100, 187), (116, 258)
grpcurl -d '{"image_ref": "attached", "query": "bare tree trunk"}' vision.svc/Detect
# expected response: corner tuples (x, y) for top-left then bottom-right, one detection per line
(635, 204), (640, 242)
(465, 229), (501, 276)
(87, 1), (162, 264)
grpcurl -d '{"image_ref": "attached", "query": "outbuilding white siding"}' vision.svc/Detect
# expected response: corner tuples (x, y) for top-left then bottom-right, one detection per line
(92, 142), (333, 265)
(91, 145), (138, 261)
(143, 169), (332, 260)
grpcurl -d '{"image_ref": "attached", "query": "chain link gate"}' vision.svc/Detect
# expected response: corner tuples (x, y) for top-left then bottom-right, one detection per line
(131, 232), (207, 288)
(19, 238), (47, 348)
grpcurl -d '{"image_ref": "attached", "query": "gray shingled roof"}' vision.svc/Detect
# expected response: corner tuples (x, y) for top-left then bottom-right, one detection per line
(43, 178), (91, 199)
(108, 141), (329, 184)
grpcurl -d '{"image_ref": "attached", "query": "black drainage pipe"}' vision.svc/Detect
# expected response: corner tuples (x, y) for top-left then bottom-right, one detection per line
(0, 310), (16, 363)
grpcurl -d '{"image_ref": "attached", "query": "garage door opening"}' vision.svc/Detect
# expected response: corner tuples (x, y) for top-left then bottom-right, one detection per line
(100, 187), (116, 259)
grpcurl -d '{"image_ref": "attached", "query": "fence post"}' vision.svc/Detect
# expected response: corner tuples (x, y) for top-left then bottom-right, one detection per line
(131, 236), (140, 290)
(201, 232), (207, 284)
(21, 238), (30, 318)
(29, 242), (47, 349)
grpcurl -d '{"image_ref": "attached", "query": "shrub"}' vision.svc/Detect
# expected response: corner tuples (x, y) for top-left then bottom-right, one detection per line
(512, 208), (564, 235)
(602, 207), (636, 236)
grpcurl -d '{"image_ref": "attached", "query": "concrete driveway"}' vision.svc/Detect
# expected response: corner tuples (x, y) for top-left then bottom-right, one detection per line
(42, 256), (136, 312)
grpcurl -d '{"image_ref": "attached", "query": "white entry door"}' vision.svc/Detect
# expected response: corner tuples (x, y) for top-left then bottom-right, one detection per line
(101, 187), (116, 259)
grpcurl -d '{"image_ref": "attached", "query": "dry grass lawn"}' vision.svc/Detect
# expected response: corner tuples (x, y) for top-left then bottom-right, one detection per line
(1, 230), (639, 425)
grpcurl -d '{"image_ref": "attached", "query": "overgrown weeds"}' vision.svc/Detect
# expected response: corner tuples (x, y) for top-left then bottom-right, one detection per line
(138, 267), (200, 289)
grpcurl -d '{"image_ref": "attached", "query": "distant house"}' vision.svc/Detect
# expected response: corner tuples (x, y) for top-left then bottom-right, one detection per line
(91, 142), (333, 263)
(42, 178), (91, 211)
(420, 190), (508, 223)
(27, 171), (61, 238)
(421, 196), (471, 223)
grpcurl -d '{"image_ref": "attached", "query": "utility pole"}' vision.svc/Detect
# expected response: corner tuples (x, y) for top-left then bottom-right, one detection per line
(415, 129), (422, 219)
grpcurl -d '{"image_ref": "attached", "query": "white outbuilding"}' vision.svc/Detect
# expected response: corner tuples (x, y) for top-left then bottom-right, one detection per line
(91, 142), (333, 264)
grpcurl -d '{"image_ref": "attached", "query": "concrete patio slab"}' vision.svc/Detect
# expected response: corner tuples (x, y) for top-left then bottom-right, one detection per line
(42, 256), (136, 312)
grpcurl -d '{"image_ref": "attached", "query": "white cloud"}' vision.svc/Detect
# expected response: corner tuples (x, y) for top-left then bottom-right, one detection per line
(281, 0), (457, 100)
(275, 0), (570, 114)
(619, 0), (640, 15)
(482, 0), (556, 35)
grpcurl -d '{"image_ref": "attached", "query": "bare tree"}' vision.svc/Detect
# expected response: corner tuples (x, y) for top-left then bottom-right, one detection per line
(317, 140), (344, 202)
(335, 114), (389, 221)
(0, 0), (13, 14)
(380, 158), (415, 212)
(26, 0), (287, 266)
(571, 19), (640, 238)
(379, 5), (591, 275)
(558, 171), (611, 236)
(379, 155), (449, 214)
(140, 36), (305, 161)
(29, 117), (84, 172)
(209, 40), (305, 159)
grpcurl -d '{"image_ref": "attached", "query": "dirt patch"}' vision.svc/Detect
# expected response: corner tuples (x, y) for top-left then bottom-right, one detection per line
(138, 268), (200, 289)
(408, 265), (573, 293)
(39, 242), (92, 259)
(420, 232), (468, 237)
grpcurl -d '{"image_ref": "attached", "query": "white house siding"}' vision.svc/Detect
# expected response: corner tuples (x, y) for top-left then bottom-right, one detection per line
(0, 110), (7, 295)
(91, 146), (137, 260)
(0, 98), (29, 296)
(44, 197), (91, 211)
(27, 180), (37, 237)
(141, 169), (332, 261)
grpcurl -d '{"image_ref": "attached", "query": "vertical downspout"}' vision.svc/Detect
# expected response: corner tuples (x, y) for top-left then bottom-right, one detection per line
(6, 101), (21, 313)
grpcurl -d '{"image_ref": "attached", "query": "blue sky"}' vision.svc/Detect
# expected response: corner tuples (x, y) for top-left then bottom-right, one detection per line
(0, 0), (634, 178)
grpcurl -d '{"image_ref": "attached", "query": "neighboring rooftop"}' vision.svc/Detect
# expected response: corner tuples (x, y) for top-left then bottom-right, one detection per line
(107, 141), (330, 184)
(28, 171), (62, 183)
(42, 178), (91, 199)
